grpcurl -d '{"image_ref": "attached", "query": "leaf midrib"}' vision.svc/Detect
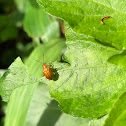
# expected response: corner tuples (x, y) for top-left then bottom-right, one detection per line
(58, 64), (115, 71)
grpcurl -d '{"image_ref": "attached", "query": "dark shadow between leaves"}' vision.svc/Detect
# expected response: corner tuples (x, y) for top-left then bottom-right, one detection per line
(37, 100), (62, 126)
(29, 0), (39, 8)
(97, 113), (107, 119)
(95, 38), (117, 49)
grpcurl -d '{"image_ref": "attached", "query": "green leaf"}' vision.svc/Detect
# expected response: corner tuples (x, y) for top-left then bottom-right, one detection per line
(23, 0), (60, 43)
(0, 57), (37, 102)
(104, 91), (126, 126)
(45, 26), (126, 118)
(37, 0), (126, 49)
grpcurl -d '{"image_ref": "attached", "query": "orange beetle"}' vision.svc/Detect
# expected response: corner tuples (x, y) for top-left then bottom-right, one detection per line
(34, 59), (53, 80)
(42, 63), (53, 80)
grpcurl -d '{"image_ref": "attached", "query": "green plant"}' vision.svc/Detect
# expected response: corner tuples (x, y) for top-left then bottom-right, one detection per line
(1, 0), (126, 126)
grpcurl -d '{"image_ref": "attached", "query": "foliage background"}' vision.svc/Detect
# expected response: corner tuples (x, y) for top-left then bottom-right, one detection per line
(0, 0), (126, 126)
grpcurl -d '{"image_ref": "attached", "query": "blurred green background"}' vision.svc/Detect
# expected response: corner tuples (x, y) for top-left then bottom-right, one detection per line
(0, 0), (65, 69)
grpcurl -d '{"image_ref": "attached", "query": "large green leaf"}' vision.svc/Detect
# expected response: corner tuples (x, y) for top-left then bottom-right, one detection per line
(41, 25), (126, 118)
(37, 0), (126, 49)
(104, 91), (126, 126)
(23, 0), (60, 43)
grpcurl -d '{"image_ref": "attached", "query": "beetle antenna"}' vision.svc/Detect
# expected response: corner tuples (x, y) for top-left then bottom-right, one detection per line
(33, 59), (42, 64)
(43, 53), (44, 63)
